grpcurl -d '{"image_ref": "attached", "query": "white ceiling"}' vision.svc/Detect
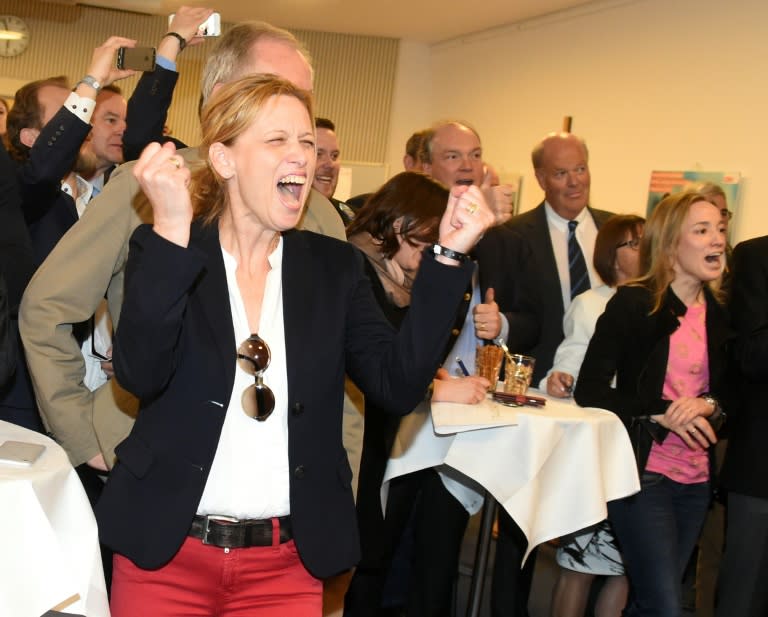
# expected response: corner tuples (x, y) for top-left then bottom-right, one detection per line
(75, 0), (593, 43)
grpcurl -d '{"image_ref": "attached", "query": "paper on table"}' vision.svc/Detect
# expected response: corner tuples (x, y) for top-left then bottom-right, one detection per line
(431, 397), (518, 435)
(0, 440), (46, 466)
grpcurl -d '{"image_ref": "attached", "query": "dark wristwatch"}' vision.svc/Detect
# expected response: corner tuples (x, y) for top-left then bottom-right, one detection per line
(431, 244), (469, 263)
(164, 31), (187, 51)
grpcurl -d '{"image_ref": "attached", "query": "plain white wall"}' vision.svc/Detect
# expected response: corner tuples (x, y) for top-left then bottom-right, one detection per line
(388, 0), (768, 244)
(385, 40), (434, 176)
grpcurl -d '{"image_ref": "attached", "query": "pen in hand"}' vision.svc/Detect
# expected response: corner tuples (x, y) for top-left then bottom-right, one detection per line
(456, 357), (470, 377)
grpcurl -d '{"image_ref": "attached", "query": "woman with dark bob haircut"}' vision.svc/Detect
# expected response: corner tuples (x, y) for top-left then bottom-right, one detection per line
(575, 192), (730, 616)
(345, 171), (497, 616)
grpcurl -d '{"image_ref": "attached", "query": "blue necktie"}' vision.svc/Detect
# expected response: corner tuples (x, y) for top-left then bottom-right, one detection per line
(568, 220), (589, 300)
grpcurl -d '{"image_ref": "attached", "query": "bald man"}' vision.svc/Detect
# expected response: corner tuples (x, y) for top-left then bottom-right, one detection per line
(475, 131), (614, 617)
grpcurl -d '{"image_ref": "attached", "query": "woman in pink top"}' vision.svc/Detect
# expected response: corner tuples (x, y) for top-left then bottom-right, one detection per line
(575, 191), (731, 616)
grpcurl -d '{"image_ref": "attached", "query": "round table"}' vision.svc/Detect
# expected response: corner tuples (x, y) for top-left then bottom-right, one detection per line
(383, 391), (640, 617)
(0, 420), (110, 617)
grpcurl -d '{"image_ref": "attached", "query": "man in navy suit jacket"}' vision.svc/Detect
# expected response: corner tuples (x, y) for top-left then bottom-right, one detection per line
(6, 37), (133, 265)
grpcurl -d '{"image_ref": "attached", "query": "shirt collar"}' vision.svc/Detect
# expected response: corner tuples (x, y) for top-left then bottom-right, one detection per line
(544, 201), (590, 230)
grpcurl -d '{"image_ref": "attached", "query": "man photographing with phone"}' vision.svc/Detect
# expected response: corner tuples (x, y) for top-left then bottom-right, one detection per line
(6, 35), (135, 264)
(121, 6), (215, 161)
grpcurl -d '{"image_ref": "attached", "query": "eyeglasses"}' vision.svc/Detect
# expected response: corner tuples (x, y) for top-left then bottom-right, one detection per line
(720, 209), (733, 221)
(236, 334), (275, 421)
(616, 237), (641, 250)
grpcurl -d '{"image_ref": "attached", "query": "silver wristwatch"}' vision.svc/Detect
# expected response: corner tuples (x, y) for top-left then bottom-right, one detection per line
(701, 395), (719, 415)
(76, 74), (102, 93)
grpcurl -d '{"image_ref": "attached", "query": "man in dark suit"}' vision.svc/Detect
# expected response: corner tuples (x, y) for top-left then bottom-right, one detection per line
(474, 132), (613, 617)
(716, 235), (768, 617)
(5, 37), (134, 265)
(1, 39), (132, 435)
(80, 85), (127, 194)
(0, 139), (36, 430)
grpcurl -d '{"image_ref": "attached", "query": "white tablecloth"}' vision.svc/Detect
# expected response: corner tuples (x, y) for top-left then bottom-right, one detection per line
(0, 421), (110, 617)
(383, 392), (640, 559)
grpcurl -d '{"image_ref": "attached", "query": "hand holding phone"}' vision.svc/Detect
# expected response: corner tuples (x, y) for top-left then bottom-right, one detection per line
(79, 36), (138, 92)
(168, 10), (220, 38)
(117, 46), (156, 72)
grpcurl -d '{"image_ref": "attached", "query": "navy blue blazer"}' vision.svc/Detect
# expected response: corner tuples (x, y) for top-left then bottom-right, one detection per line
(16, 106), (89, 265)
(97, 222), (473, 576)
(123, 65), (186, 162)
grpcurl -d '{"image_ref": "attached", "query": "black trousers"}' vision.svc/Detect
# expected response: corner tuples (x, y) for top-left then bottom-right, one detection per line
(345, 468), (469, 617)
(491, 508), (537, 617)
(76, 464), (113, 592)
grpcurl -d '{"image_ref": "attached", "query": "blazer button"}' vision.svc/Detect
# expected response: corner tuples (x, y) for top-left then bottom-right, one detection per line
(463, 292), (471, 301)
(291, 402), (304, 416)
(59, 124), (65, 131)
(451, 328), (460, 336)
(294, 465), (305, 478)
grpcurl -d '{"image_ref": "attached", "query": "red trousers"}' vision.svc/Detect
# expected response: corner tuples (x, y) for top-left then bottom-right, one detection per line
(111, 535), (322, 616)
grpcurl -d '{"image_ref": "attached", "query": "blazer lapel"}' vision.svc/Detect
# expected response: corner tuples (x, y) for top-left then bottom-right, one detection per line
(191, 221), (236, 385)
(281, 230), (315, 402)
(531, 204), (563, 314)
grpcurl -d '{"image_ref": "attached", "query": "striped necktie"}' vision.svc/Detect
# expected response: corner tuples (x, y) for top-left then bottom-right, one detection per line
(568, 220), (589, 299)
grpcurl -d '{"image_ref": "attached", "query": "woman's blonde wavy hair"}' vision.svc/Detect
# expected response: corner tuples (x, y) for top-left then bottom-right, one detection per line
(190, 74), (314, 226)
(629, 190), (723, 313)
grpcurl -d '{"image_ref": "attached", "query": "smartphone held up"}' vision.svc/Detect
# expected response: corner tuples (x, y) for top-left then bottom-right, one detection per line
(116, 46), (156, 71)
(168, 11), (221, 37)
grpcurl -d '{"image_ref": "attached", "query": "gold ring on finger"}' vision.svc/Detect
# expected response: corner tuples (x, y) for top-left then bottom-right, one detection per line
(170, 156), (182, 169)
(465, 202), (479, 215)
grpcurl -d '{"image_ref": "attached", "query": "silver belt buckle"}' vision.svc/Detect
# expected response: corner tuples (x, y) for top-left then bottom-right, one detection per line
(201, 514), (240, 545)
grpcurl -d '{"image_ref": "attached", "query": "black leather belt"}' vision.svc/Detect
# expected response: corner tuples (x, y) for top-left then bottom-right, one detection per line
(189, 514), (292, 548)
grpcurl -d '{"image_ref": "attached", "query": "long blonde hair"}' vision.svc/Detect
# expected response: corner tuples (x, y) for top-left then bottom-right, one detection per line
(191, 75), (314, 226)
(630, 190), (722, 313)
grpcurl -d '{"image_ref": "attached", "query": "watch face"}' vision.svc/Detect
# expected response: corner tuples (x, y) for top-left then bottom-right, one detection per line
(0, 16), (30, 57)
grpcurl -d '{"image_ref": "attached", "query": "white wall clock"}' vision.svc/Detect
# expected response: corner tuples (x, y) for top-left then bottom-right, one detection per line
(0, 15), (30, 58)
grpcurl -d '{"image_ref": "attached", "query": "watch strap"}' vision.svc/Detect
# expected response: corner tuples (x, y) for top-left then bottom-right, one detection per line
(431, 244), (469, 264)
(76, 75), (101, 93)
(164, 31), (187, 51)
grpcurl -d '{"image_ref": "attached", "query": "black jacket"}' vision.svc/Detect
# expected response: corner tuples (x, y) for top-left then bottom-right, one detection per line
(96, 222), (473, 576)
(720, 236), (768, 499)
(574, 284), (732, 472)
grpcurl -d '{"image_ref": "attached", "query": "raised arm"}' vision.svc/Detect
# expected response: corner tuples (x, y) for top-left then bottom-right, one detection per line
(123, 7), (213, 160)
(19, 159), (149, 467)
